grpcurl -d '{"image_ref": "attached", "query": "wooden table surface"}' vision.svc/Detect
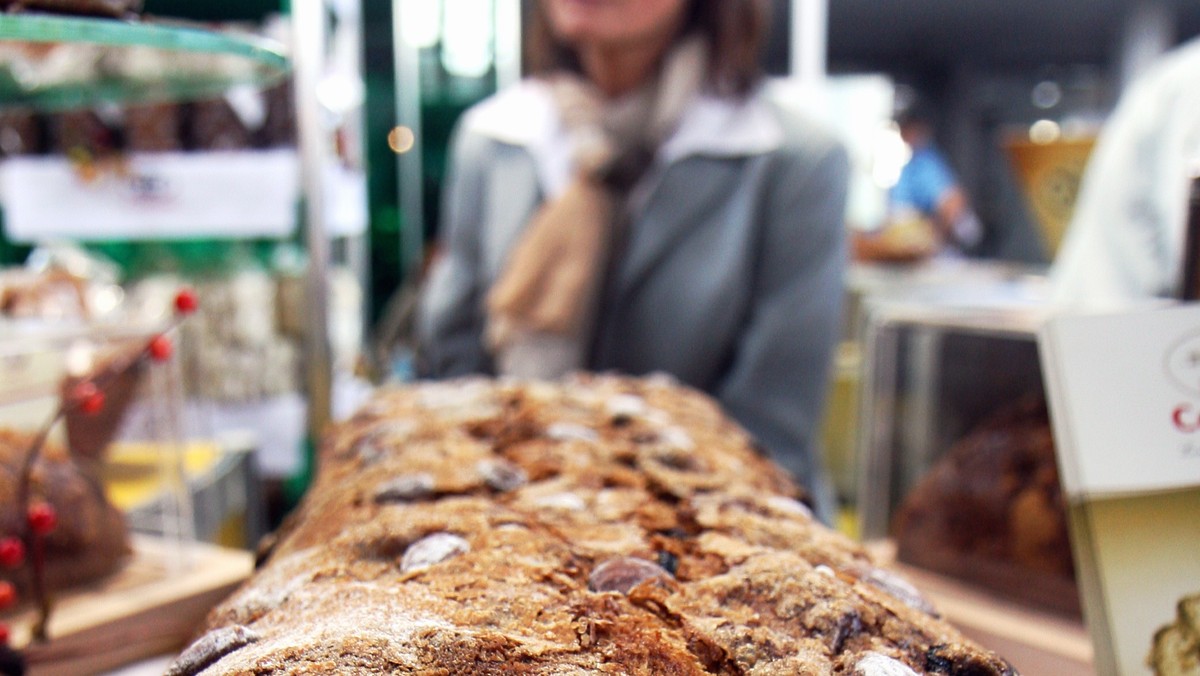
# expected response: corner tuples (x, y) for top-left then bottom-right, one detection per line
(6, 536), (253, 676)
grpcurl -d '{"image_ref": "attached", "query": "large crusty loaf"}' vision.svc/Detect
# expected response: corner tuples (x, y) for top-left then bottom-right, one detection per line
(171, 374), (1017, 675)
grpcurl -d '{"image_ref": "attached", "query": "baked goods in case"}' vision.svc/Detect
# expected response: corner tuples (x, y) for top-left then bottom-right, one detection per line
(188, 99), (252, 151)
(1150, 593), (1200, 676)
(0, 268), (90, 321)
(891, 395), (1078, 616)
(176, 270), (300, 402)
(124, 103), (182, 153)
(0, 428), (131, 595)
(173, 374), (1016, 675)
(0, 0), (142, 18)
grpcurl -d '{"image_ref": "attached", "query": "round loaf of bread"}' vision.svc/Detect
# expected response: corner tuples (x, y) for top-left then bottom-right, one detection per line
(0, 428), (131, 596)
(891, 395), (1077, 616)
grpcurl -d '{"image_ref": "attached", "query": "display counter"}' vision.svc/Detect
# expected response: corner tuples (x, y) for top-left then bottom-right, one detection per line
(843, 258), (1051, 342)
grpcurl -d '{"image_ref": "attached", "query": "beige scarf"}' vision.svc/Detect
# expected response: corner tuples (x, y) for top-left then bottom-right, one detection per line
(485, 36), (708, 379)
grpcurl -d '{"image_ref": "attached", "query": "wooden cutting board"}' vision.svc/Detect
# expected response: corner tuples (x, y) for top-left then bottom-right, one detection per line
(5, 535), (253, 676)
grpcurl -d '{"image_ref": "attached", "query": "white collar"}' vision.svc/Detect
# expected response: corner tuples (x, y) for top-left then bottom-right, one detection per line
(462, 79), (784, 198)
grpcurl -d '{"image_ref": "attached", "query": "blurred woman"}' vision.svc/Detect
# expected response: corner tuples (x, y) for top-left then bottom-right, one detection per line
(417, 0), (850, 519)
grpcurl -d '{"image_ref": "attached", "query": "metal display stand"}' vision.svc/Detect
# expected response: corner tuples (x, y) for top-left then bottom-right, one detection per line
(291, 0), (334, 446)
(291, 0), (370, 466)
(0, 6), (372, 481)
(0, 13), (287, 110)
(390, 0), (522, 276)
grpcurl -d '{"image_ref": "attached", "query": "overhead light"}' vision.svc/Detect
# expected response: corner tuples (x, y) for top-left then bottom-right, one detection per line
(441, 0), (495, 78)
(317, 75), (366, 114)
(400, 0), (442, 49)
(1029, 119), (1061, 144)
(388, 126), (416, 154)
(1031, 81), (1062, 109)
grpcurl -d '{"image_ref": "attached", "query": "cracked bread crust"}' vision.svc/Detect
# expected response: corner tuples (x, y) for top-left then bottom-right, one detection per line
(176, 374), (1017, 675)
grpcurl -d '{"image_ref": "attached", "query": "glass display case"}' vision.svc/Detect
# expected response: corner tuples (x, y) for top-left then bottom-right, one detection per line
(0, 317), (188, 624)
(853, 269), (1082, 617)
(0, 12), (279, 670)
(0, 4), (371, 511)
(0, 290), (258, 674)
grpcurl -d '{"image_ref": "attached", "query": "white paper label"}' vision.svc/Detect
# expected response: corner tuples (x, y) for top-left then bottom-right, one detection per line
(1040, 304), (1200, 498)
(323, 163), (367, 237)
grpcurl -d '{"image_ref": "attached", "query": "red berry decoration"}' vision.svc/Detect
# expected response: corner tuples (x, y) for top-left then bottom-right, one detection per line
(174, 288), (199, 315)
(148, 334), (173, 362)
(79, 388), (105, 415)
(71, 381), (106, 415)
(0, 538), (24, 568)
(0, 582), (14, 610)
(27, 502), (57, 535)
(0, 622), (9, 645)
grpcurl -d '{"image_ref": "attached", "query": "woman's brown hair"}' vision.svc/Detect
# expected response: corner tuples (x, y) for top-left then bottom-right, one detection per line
(524, 0), (770, 97)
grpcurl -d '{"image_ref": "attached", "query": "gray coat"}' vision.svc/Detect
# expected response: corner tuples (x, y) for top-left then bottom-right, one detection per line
(416, 81), (850, 509)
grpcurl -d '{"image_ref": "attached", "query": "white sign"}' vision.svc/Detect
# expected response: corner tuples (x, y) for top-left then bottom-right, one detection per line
(1039, 303), (1200, 499)
(0, 149), (301, 241)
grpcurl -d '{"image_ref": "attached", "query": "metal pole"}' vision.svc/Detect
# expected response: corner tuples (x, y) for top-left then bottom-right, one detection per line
(293, 0), (334, 448)
(335, 0), (372, 357)
(393, 0), (426, 275)
(1117, 0), (1174, 93)
(790, 0), (829, 86)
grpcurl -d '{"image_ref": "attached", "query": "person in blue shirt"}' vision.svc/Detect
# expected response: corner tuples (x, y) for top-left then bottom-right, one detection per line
(878, 104), (983, 258)
(892, 123), (958, 222)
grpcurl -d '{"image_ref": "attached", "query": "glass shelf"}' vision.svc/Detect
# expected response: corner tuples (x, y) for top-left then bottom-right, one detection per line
(0, 13), (289, 111)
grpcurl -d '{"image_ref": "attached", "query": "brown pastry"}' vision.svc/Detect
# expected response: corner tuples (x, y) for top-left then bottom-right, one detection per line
(172, 375), (1016, 675)
(48, 110), (113, 158)
(124, 103), (182, 153)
